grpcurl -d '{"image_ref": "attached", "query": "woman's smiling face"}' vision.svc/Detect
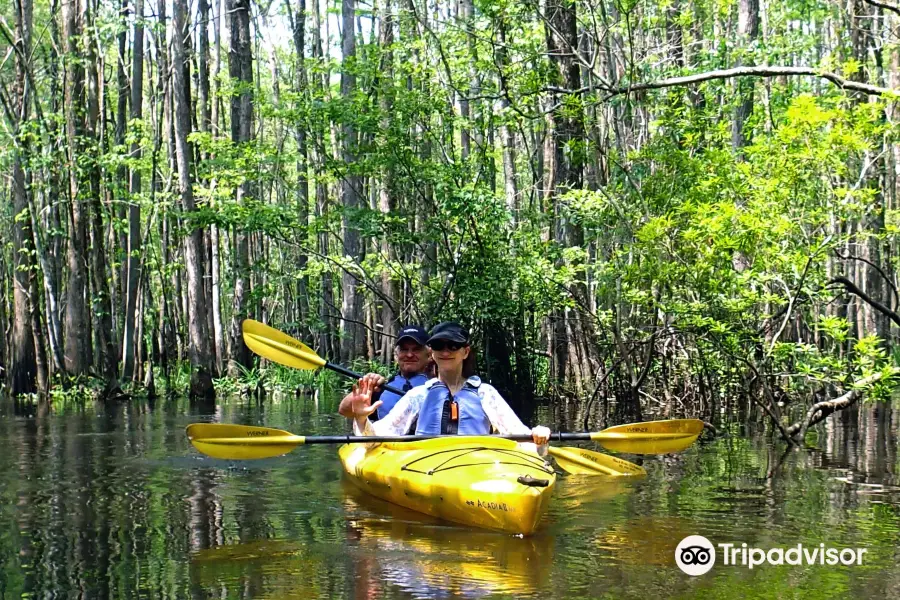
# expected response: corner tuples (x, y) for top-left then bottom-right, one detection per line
(428, 341), (470, 371)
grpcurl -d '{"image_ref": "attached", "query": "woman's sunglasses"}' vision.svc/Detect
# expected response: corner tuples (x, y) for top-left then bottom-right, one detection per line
(428, 341), (465, 352)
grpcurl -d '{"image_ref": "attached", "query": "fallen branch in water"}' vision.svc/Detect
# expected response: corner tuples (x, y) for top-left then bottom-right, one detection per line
(787, 372), (887, 441)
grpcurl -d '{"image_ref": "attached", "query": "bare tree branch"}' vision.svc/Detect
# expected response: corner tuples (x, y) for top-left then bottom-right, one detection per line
(766, 237), (831, 353)
(834, 250), (900, 310)
(829, 276), (900, 328)
(862, 0), (900, 18)
(0, 15), (45, 123)
(547, 65), (898, 99)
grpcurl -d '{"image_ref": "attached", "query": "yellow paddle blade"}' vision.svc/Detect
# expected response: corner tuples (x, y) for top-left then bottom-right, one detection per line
(242, 319), (326, 370)
(186, 423), (306, 460)
(591, 419), (704, 455)
(548, 446), (646, 477)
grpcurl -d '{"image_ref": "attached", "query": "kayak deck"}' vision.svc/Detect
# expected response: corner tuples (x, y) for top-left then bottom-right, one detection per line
(338, 436), (557, 535)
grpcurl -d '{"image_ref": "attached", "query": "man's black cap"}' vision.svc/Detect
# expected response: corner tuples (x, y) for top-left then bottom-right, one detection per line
(396, 325), (429, 346)
(427, 322), (470, 345)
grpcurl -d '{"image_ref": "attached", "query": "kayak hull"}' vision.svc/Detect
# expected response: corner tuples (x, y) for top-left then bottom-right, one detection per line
(338, 436), (556, 535)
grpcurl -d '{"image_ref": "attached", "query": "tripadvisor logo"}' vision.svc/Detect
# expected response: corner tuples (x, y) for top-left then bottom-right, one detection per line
(675, 535), (716, 576)
(675, 535), (868, 576)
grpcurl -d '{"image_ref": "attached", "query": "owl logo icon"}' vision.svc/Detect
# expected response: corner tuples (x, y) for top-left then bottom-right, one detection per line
(675, 535), (716, 576)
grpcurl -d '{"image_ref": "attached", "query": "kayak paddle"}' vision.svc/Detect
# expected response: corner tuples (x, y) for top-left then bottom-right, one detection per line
(185, 422), (647, 476)
(185, 418), (698, 468)
(242, 319), (380, 388)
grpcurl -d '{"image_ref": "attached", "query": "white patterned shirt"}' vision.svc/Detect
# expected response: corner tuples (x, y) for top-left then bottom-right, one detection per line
(352, 376), (545, 454)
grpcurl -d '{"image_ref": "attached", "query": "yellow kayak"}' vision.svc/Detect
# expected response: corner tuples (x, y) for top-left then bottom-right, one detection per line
(338, 436), (557, 535)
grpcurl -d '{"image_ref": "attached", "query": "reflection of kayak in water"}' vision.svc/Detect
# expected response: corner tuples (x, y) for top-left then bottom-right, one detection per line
(192, 539), (306, 562)
(339, 436), (556, 535)
(553, 475), (639, 518)
(593, 517), (701, 567)
(190, 540), (328, 599)
(342, 484), (554, 599)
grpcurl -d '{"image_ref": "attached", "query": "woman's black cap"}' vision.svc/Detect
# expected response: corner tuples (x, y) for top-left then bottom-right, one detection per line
(427, 322), (469, 345)
(396, 325), (429, 346)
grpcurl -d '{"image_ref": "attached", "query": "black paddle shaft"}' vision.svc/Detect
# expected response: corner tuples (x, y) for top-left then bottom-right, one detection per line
(325, 361), (406, 396)
(300, 432), (594, 444)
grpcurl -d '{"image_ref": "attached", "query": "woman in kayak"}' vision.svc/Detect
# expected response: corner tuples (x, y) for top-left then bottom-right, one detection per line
(344, 322), (551, 451)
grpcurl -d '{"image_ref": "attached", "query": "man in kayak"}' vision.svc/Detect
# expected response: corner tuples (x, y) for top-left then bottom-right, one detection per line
(338, 325), (433, 421)
(342, 322), (551, 452)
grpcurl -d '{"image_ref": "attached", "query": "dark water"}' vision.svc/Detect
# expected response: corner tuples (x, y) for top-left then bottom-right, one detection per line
(1, 394), (898, 599)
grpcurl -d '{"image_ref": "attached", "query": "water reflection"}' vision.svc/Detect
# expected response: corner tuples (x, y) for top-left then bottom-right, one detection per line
(342, 483), (555, 599)
(188, 484), (555, 600)
(1, 396), (899, 599)
(593, 516), (701, 566)
(191, 540), (329, 599)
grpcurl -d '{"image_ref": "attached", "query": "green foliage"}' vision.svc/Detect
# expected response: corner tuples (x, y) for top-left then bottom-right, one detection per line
(561, 93), (889, 410)
(46, 376), (109, 403)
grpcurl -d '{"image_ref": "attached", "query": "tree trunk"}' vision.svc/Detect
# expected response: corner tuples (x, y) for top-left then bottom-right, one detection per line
(208, 0), (226, 373)
(456, 0), (471, 159)
(340, 0), (365, 360)
(544, 0), (595, 394)
(114, 0), (129, 321)
(29, 259), (48, 391)
(210, 225), (224, 375)
(84, 0), (119, 393)
(377, 0), (399, 359)
(6, 0), (38, 395)
(457, 0), (483, 166)
(123, 0), (145, 381)
(154, 0), (179, 378)
(10, 162), (38, 395)
(173, 0), (215, 400)
(198, 0), (212, 134)
(26, 191), (66, 377)
(46, 0), (65, 376)
(227, 0), (253, 375)
(287, 0), (311, 341)
(732, 0), (759, 150)
(850, 0), (882, 337)
(63, 0), (92, 376)
(311, 0), (335, 357)
(495, 19), (518, 217)
(197, 0), (220, 375)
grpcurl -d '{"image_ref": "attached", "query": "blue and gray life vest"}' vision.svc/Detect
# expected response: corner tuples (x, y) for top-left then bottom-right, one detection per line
(414, 377), (491, 435)
(375, 372), (429, 420)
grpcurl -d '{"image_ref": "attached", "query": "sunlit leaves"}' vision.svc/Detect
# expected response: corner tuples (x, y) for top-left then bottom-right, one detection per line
(560, 91), (888, 404)
(818, 315), (850, 344)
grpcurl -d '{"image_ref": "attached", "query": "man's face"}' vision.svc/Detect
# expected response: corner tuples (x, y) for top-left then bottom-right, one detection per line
(395, 340), (430, 376)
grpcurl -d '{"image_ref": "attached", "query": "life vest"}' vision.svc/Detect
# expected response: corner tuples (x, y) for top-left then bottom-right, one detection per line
(414, 377), (491, 435)
(375, 372), (429, 420)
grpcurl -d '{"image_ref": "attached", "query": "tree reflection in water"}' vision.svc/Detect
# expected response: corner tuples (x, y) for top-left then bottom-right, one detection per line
(0, 396), (898, 599)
